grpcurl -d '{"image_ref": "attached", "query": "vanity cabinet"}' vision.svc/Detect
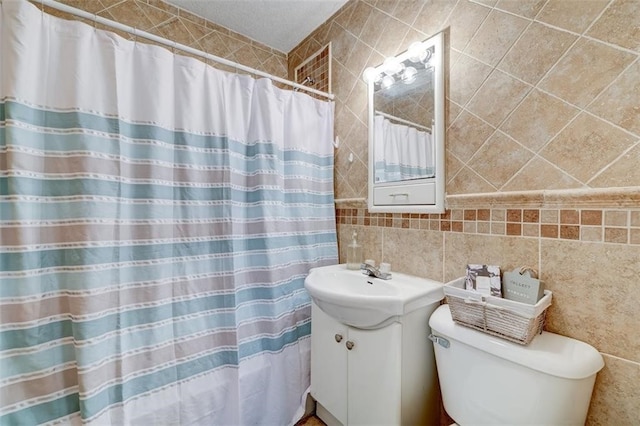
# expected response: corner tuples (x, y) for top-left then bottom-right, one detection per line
(310, 301), (439, 426)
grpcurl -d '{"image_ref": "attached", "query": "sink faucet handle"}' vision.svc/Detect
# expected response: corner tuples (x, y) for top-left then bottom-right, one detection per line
(360, 261), (377, 273)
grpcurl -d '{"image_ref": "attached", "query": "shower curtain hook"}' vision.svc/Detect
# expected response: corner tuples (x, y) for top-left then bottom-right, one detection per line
(93, 13), (97, 30)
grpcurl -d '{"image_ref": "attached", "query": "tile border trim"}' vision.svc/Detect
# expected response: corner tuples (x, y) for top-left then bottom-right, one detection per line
(446, 187), (640, 208)
(335, 188), (640, 245)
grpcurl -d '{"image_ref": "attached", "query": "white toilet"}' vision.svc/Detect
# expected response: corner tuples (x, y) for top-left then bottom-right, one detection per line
(429, 305), (604, 425)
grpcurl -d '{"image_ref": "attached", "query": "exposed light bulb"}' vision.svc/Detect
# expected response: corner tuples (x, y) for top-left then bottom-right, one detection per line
(408, 42), (427, 63)
(402, 66), (417, 84)
(381, 75), (395, 89)
(383, 57), (403, 75)
(422, 49), (433, 66)
(363, 67), (380, 83)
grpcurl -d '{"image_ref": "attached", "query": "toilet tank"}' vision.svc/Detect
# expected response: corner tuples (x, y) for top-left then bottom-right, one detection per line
(429, 305), (604, 426)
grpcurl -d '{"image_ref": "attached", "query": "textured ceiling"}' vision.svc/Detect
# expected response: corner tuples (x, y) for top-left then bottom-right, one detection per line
(167, 0), (348, 53)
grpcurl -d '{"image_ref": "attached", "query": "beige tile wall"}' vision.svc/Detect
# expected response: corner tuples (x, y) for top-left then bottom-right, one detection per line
(290, 0), (640, 424)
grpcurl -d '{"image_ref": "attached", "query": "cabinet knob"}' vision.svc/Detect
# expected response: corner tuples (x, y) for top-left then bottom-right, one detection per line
(334, 334), (343, 343)
(346, 341), (355, 350)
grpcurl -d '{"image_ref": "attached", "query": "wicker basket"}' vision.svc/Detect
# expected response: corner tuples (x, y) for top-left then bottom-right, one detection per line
(444, 277), (552, 345)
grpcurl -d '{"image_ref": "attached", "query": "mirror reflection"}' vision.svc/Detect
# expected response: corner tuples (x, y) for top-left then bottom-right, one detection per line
(369, 44), (436, 184)
(365, 31), (445, 213)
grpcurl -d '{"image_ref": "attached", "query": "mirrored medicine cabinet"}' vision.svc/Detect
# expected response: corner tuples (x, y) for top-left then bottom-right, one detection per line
(364, 31), (445, 213)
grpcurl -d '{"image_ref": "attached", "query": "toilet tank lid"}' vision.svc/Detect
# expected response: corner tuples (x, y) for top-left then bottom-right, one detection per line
(429, 305), (604, 380)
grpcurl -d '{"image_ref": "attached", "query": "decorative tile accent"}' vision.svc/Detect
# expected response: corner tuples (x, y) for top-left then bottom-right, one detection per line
(604, 227), (628, 243)
(559, 224), (579, 239)
(605, 210), (628, 226)
(336, 206), (640, 245)
(522, 223), (539, 237)
(507, 209), (522, 222)
(294, 43), (331, 99)
(580, 226), (602, 242)
(506, 222), (522, 236)
(581, 210), (603, 225)
(541, 224), (558, 238)
(560, 209), (579, 224)
(541, 209), (559, 224)
(523, 209), (539, 222)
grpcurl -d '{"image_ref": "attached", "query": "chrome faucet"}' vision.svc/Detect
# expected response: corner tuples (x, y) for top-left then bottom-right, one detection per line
(360, 262), (392, 280)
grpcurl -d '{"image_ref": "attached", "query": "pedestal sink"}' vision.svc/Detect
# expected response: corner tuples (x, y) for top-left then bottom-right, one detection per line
(304, 263), (444, 329)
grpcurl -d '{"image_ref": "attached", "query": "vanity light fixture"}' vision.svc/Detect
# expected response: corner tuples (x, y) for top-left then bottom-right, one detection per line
(381, 75), (395, 89)
(383, 57), (404, 76)
(362, 40), (434, 88)
(363, 67), (380, 84)
(407, 41), (432, 66)
(402, 66), (417, 84)
(408, 42), (428, 63)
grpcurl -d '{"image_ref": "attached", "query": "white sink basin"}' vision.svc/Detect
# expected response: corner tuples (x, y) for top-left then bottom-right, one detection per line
(304, 264), (444, 329)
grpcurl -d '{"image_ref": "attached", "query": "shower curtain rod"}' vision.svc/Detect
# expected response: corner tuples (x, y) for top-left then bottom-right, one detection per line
(375, 110), (431, 132)
(38, 0), (335, 100)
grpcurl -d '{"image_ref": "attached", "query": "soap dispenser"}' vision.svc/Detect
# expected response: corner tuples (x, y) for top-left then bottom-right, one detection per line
(346, 231), (362, 270)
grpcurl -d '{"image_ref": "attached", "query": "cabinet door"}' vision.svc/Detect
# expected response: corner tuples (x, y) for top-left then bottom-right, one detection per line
(310, 302), (349, 424)
(347, 323), (402, 426)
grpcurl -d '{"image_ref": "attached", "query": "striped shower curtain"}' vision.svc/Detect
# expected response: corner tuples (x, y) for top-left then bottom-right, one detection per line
(0, 1), (338, 424)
